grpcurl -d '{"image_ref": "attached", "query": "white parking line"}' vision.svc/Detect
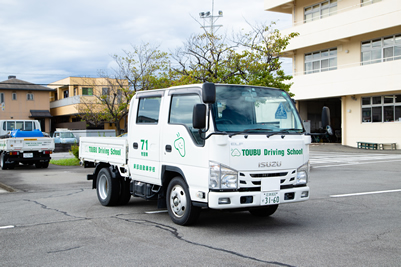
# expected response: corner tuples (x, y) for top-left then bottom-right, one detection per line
(330, 189), (401, 198)
(0, 225), (15, 229)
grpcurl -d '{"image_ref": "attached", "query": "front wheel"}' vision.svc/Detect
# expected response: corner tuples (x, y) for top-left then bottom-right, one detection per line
(249, 204), (278, 217)
(167, 177), (200, 226)
(96, 168), (120, 206)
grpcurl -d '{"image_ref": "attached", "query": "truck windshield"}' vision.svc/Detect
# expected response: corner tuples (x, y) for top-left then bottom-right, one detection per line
(60, 132), (75, 138)
(212, 85), (303, 134)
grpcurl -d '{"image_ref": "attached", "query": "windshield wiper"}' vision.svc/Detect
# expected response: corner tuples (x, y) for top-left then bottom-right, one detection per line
(266, 129), (303, 138)
(228, 128), (269, 138)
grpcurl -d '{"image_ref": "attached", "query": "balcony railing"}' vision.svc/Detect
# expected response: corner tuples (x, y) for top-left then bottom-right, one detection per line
(50, 95), (82, 108)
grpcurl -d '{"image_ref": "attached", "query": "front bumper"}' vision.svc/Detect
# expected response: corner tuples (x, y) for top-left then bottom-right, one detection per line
(208, 186), (310, 209)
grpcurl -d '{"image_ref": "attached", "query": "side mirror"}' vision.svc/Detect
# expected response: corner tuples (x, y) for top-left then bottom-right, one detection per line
(202, 82), (216, 104)
(321, 106), (333, 135)
(193, 104), (207, 129)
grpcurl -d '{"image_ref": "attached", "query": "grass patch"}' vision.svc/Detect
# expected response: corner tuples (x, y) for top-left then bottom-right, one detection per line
(50, 157), (80, 166)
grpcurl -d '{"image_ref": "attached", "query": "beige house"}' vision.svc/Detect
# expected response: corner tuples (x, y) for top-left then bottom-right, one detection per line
(0, 75), (54, 133)
(48, 77), (129, 132)
(265, 0), (401, 148)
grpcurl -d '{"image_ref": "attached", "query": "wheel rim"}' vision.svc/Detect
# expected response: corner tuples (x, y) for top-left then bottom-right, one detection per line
(98, 174), (108, 200)
(170, 184), (187, 218)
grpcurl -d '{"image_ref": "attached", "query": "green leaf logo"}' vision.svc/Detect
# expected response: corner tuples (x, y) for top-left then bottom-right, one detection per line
(174, 136), (186, 157)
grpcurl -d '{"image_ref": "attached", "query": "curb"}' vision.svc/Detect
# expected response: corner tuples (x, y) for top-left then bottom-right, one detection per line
(0, 182), (16, 193)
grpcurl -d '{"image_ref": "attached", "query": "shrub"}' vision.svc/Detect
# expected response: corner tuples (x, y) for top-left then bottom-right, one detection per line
(70, 143), (79, 159)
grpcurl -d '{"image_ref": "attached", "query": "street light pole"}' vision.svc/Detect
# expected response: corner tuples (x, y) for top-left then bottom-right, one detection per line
(199, 0), (223, 35)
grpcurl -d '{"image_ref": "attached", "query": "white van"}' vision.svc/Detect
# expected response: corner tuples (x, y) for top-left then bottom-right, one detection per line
(0, 120), (41, 136)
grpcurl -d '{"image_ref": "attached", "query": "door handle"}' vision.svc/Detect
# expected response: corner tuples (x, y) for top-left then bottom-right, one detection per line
(133, 142), (138, 149)
(165, 145), (172, 152)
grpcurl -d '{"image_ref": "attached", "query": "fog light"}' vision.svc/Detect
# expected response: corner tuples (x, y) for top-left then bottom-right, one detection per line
(196, 191), (205, 199)
(301, 191), (309, 198)
(218, 198), (231, 205)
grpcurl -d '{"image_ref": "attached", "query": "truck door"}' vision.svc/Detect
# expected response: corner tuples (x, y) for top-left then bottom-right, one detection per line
(129, 95), (162, 185)
(161, 92), (205, 172)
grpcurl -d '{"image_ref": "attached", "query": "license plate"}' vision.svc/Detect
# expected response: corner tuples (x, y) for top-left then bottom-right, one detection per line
(23, 153), (33, 158)
(261, 191), (280, 205)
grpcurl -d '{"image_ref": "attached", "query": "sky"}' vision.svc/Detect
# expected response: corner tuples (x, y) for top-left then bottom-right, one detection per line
(0, 0), (291, 85)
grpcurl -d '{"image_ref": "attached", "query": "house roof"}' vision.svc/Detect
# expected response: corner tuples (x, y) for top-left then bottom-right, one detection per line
(0, 76), (55, 91)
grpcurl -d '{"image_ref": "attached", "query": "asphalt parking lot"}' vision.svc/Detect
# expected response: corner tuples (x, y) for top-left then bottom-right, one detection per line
(1, 144), (401, 266)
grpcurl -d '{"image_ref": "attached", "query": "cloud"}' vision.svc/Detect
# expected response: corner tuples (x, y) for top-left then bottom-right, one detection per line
(0, 0), (291, 84)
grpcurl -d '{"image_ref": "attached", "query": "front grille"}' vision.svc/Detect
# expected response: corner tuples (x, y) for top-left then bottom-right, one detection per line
(250, 172), (288, 178)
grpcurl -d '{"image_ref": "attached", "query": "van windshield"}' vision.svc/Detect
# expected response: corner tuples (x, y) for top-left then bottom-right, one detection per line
(211, 85), (303, 134)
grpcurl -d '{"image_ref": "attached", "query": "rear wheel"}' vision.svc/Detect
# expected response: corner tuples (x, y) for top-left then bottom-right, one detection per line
(167, 177), (200, 226)
(1, 153), (8, 170)
(249, 205), (278, 217)
(117, 178), (131, 205)
(41, 162), (49, 168)
(96, 168), (120, 206)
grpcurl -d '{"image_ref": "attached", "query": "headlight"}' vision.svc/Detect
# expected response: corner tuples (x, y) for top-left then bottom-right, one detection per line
(295, 161), (309, 186)
(209, 161), (238, 190)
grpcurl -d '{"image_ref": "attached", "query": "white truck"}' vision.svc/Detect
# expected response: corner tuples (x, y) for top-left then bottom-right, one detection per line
(0, 130), (55, 170)
(80, 83), (331, 225)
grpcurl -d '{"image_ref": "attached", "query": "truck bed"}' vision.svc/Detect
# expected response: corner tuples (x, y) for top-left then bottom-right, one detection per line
(79, 137), (128, 167)
(0, 137), (55, 152)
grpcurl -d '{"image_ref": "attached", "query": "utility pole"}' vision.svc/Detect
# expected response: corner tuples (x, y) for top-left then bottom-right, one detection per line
(199, 0), (223, 35)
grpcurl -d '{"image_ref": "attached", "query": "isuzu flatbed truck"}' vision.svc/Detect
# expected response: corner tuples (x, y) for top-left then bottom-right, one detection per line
(80, 83), (330, 225)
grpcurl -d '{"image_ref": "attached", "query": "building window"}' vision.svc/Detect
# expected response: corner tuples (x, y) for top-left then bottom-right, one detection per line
(27, 93), (34, 101)
(304, 0), (337, 23)
(82, 87), (93, 96)
(12, 93), (17, 100)
(63, 90), (69, 98)
(361, 34), (401, 65)
(102, 87), (109, 96)
(361, 95), (401, 123)
(74, 87), (78, 96)
(0, 93), (4, 103)
(305, 48), (337, 74)
(361, 0), (381, 7)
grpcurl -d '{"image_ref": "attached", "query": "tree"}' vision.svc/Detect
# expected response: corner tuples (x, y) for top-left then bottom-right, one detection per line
(112, 42), (171, 91)
(78, 43), (170, 135)
(171, 22), (299, 94)
(77, 75), (131, 135)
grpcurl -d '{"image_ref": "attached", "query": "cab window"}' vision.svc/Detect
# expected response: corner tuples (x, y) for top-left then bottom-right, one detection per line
(169, 94), (204, 145)
(136, 97), (161, 124)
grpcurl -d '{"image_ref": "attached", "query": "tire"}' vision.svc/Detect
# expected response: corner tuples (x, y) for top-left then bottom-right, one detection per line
(96, 168), (120, 206)
(1, 153), (8, 170)
(41, 162), (49, 169)
(117, 178), (131, 205)
(166, 177), (200, 226)
(249, 204), (278, 217)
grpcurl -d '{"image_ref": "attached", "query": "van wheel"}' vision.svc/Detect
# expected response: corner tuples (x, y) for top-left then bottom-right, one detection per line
(249, 205), (278, 217)
(167, 177), (200, 226)
(118, 178), (131, 205)
(96, 168), (120, 206)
